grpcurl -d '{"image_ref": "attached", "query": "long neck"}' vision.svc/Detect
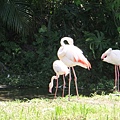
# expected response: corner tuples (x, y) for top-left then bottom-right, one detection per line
(49, 76), (57, 90)
(50, 76), (56, 85)
(60, 37), (74, 46)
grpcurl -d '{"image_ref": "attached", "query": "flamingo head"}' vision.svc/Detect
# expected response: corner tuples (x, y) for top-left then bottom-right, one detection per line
(60, 37), (74, 46)
(49, 82), (53, 93)
(67, 37), (74, 45)
(101, 48), (112, 61)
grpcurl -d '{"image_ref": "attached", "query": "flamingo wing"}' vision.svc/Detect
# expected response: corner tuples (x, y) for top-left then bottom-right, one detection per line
(58, 45), (91, 69)
(110, 50), (120, 65)
(72, 47), (91, 69)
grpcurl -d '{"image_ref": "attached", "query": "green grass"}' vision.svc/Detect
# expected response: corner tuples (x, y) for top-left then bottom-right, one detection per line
(0, 93), (120, 120)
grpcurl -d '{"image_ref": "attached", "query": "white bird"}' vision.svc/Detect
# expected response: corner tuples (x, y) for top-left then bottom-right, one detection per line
(57, 37), (91, 100)
(101, 48), (120, 91)
(49, 60), (69, 98)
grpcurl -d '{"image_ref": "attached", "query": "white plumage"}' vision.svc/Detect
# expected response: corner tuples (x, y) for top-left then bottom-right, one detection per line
(101, 48), (120, 65)
(101, 48), (120, 91)
(57, 37), (91, 100)
(49, 60), (69, 98)
(57, 37), (91, 69)
(53, 60), (69, 77)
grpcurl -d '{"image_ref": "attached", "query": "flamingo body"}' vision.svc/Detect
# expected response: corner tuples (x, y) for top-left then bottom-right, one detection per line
(57, 37), (91, 100)
(53, 60), (69, 76)
(101, 48), (120, 65)
(49, 60), (69, 98)
(101, 48), (120, 91)
(58, 43), (91, 69)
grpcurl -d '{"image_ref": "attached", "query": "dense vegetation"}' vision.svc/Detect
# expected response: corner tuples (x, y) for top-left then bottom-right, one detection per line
(0, 0), (120, 90)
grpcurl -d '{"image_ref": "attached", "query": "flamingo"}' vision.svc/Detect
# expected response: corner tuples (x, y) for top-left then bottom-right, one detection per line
(49, 60), (69, 98)
(101, 48), (120, 91)
(57, 37), (91, 100)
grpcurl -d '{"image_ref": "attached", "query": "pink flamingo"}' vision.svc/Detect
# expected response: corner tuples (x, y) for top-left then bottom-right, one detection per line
(101, 48), (120, 91)
(49, 60), (69, 98)
(57, 37), (91, 100)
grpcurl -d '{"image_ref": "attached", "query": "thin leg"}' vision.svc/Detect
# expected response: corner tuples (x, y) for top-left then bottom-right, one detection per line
(68, 67), (71, 101)
(115, 65), (120, 91)
(54, 77), (58, 99)
(115, 65), (117, 91)
(117, 66), (120, 91)
(72, 67), (79, 98)
(62, 75), (66, 97)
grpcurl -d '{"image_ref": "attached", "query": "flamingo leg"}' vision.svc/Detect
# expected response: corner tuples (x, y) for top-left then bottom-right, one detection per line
(72, 67), (79, 98)
(115, 65), (117, 91)
(62, 75), (66, 97)
(54, 77), (58, 99)
(68, 67), (71, 101)
(114, 65), (120, 91)
(117, 66), (120, 92)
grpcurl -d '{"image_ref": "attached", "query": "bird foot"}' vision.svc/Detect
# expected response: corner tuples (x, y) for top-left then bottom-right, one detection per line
(68, 98), (70, 101)
(54, 96), (57, 99)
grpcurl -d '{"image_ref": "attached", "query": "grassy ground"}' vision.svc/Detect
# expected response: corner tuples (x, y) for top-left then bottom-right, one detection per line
(0, 92), (120, 120)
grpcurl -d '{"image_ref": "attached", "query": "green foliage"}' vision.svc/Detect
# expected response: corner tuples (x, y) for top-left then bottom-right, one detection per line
(85, 30), (110, 59)
(0, 0), (120, 90)
(0, 0), (32, 35)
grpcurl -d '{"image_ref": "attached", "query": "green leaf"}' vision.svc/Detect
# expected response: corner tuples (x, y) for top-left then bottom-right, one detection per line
(39, 25), (47, 33)
(117, 27), (120, 33)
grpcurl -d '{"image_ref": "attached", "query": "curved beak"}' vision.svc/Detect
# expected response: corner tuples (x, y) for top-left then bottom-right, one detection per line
(101, 54), (105, 60)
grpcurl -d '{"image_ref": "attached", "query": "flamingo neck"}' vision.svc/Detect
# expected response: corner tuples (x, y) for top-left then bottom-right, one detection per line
(49, 76), (57, 93)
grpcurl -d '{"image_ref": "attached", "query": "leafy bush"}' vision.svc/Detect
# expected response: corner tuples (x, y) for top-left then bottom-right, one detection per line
(0, 0), (120, 90)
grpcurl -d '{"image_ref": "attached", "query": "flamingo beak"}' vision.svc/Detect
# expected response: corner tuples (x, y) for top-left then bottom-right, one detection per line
(101, 54), (105, 60)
